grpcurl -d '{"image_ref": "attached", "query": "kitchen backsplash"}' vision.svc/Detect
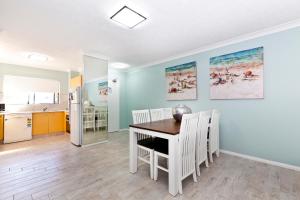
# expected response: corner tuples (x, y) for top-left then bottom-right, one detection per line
(0, 93), (69, 112)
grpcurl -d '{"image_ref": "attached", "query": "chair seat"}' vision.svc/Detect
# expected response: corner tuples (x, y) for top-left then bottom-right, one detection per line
(154, 138), (168, 154)
(138, 137), (169, 154)
(138, 138), (155, 149)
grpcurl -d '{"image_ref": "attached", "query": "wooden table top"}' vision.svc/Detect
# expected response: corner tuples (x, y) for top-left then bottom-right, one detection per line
(129, 119), (181, 135)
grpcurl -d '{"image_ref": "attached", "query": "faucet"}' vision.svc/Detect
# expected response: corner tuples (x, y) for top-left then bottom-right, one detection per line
(42, 107), (48, 112)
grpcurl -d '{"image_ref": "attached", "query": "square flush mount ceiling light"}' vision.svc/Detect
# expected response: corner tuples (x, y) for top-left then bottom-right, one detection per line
(111, 6), (146, 29)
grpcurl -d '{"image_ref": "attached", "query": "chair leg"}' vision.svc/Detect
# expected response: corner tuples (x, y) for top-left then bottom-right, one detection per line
(153, 153), (158, 181)
(205, 159), (209, 168)
(209, 152), (213, 163)
(178, 180), (183, 194)
(216, 149), (220, 157)
(193, 171), (197, 182)
(150, 150), (154, 179)
(167, 159), (169, 169)
(196, 164), (201, 177)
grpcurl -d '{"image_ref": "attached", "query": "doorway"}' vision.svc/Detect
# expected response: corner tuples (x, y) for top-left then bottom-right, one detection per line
(108, 77), (120, 132)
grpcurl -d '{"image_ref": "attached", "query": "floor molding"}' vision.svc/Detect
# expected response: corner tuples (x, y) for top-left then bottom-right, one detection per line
(220, 149), (300, 172)
(82, 140), (108, 147)
(119, 128), (129, 132)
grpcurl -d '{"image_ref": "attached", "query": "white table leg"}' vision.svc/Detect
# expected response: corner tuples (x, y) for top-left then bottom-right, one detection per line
(168, 135), (179, 196)
(129, 128), (138, 173)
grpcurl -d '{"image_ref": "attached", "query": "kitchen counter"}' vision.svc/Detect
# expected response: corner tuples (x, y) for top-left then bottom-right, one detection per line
(0, 110), (68, 142)
(0, 110), (67, 115)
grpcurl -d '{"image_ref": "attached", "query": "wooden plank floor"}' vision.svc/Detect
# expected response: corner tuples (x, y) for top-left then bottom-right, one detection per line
(0, 132), (299, 200)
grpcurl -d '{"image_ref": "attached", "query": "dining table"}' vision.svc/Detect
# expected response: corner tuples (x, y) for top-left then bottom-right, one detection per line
(129, 118), (181, 196)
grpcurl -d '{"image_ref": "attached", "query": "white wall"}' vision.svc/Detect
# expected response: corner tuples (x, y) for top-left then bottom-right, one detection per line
(0, 62), (69, 112)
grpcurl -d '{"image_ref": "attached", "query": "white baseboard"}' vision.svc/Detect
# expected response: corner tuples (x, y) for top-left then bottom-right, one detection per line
(82, 140), (108, 147)
(118, 128), (129, 132)
(220, 149), (300, 172)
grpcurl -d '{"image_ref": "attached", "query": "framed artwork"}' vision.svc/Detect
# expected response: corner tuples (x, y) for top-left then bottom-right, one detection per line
(210, 47), (264, 99)
(98, 81), (108, 101)
(166, 61), (197, 100)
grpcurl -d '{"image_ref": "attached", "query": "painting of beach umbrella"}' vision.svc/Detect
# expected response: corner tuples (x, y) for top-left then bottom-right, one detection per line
(166, 61), (197, 100)
(210, 47), (264, 99)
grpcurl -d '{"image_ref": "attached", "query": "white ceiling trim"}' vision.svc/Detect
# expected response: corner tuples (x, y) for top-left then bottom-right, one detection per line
(128, 18), (300, 73)
(0, 61), (71, 73)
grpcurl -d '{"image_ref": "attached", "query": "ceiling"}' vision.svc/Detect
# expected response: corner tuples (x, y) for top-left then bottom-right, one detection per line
(1, 0), (300, 71)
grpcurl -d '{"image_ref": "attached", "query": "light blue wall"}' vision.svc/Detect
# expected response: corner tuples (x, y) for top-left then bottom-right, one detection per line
(0, 63), (69, 93)
(123, 27), (300, 166)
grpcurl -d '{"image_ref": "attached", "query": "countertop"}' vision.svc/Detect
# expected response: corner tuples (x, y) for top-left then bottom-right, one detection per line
(0, 110), (68, 115)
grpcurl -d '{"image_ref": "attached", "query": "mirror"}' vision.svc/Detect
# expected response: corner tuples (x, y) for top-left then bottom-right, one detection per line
(82, 55), (108, 145)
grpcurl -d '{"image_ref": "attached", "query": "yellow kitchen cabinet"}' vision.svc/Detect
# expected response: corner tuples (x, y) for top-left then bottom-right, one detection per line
(32, 112), (66, 136)
(70, 75), (82, 90)
(48, 112), (65, 133)
(32, 113), (49, 135)
(0, 115), (4, 141)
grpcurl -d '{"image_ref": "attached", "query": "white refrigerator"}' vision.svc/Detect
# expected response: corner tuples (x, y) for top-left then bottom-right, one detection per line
(70, 87), (82, 146)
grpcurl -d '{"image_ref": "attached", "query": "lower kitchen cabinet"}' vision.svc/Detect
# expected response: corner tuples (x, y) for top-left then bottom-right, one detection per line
(32, 112), (49, 135)
(32, 112), (66, 135)
(0, 115), (4, 141)
(48, 112), (65, 133)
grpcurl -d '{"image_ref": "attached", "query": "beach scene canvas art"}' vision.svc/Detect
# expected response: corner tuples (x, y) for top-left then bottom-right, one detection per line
(210, 47), (264, 99)
(98, 81), (108, 102)
(166, 61), (197, 100)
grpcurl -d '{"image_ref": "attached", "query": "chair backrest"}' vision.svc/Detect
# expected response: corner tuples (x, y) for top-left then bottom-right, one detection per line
(132, 109), (150, 124)
(210, 109), (220, 152)
(150, 108), (164, 121)
(132, 109), (151, 143)
(162, 108), (173, 119)
(179, 113), (199, 179)
(196, 111), (210, 164)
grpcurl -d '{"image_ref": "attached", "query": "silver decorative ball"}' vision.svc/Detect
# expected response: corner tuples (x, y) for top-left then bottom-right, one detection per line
(172, 104), (192, 121)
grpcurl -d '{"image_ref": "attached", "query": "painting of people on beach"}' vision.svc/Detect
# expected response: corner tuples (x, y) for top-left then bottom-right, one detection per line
(210, 47), (263, 99)
(98, 81), (108, 102)
(166, 61), (197, 100)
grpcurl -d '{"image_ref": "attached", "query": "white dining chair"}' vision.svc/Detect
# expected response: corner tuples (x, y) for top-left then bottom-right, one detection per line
(195, 111), (210, 176)
(132, 109), (154, 179)
(150, 108), (164, 121)
(153, 113), (199, 194)
(208, 109), (220, 163)
(162, 107), (173, 119)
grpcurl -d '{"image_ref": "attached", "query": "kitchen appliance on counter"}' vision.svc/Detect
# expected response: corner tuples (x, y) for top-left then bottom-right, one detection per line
(4, 113), (32, 143)
(70, 87), (82, 146)
(0, 104), (5, 112)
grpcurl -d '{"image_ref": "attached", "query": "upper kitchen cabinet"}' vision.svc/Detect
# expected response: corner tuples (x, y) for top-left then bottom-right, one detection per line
(70, 75), (82, 90)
